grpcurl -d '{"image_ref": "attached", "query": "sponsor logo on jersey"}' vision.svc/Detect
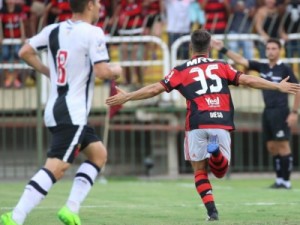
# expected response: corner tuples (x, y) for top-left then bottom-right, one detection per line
(205, 97), (220, 107)
(206, 190), (212, 195)
(210, 112), (223, 118)
(276, 130), (285, 138)
(261, 72), (282, 83)
(96, 40), (107, 54)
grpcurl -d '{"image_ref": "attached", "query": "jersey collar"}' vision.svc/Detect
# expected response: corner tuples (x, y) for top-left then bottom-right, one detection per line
(192, 54), (208, 59)
(276, 60), (283, 65)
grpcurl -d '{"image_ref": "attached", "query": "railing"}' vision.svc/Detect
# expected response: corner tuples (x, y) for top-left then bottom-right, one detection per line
(171, 33), (300, 68)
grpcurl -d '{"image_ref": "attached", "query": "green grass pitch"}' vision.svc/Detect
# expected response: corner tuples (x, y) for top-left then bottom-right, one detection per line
(0, 177), (300, 225)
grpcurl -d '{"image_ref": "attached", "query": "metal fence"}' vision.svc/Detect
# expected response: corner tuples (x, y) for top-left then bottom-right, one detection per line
(1, 34), (300, 179)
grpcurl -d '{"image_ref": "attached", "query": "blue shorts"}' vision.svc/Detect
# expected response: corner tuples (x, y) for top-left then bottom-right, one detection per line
(1, 44), (21, 62)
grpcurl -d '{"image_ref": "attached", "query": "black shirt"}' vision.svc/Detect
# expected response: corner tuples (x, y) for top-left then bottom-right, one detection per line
(248, 60), (298, 108)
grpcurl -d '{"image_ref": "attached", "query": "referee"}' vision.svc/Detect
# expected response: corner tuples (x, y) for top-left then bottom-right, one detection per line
(212, 38), (300, 189)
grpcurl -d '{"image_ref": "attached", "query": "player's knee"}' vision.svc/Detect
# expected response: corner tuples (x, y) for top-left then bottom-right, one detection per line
(210, 166), (228, 178)
(88, 151), (107, 168)
(94, 156), (107, 168)
(44, 158), (70, 180)
(54, 164), (70, 180)
(214, 172), (226, 178)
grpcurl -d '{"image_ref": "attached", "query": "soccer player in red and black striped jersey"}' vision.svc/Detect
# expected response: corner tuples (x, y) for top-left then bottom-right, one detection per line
(106, 29), (300, 221)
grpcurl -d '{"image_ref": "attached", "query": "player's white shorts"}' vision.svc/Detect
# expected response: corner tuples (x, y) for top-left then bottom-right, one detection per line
(184, 128), (231, 162)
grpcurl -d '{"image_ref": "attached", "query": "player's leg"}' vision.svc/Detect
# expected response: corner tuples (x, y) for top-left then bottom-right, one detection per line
(277, 108), (293, 189)
(207, 129), (230, 178)
(1, 159), (69, 225)
(191, 161), (218, 221)
(58, 126), (105, 225)
(276, 140), (293, 189)
(119, 42), (131, 85)
(267, 108), (292, 189)
(133, 42), (144, 86)
(262, 108), (283, 188)
(184, 130), (218, 221)
(267, 140), (283, 188)
(1, 125), (82, 225)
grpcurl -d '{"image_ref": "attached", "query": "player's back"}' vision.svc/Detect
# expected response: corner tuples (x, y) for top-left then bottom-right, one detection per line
(44, 20), (106, 127)
(162, 56), (241, 131)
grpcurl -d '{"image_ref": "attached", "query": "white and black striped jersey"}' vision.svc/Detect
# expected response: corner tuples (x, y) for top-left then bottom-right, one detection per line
(29, 20), (109, 127)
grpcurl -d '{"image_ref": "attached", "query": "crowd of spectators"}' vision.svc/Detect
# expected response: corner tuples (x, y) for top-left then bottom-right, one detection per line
(0, 0), (300, 88)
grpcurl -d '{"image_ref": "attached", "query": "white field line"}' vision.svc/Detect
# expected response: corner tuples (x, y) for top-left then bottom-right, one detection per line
(1, 201), (300, 211)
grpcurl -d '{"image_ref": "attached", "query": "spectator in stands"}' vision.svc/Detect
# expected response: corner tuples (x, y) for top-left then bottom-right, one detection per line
(254, 0), (283, 58)
(21, 0), (33, 38)
(142, 0), (163, 60)
(106, 29), (300, 221)
(189, 0), (205, 31)
(50, 0), (72, 22)
(199, 0), (230, 34)
(95, 0), (112, 35)
(257, 0), (286, 14)
(199, 0), (230, 58)
(115, 0), (144, 86)
(29, 0), (52, 36)
(227, 0), (256, 60)
(0, 0), (26, 88)
(279, 0), (300, 59)
(163, 0), (193, 60)
(212, 38), (300, 190)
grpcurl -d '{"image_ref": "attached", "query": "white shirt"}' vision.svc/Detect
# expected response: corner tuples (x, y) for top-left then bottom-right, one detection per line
(164, 0), (192, 33)
(29, 20), (109, 127)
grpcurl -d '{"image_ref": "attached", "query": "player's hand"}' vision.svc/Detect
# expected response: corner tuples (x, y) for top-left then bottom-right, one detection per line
(210, 39), (224, 50)
(106, 86), (128, 106)
(286, 112), (298, 128)
(278, 76), (300, 94)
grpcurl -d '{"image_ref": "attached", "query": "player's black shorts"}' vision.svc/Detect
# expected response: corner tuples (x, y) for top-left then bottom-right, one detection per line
(262, 107), (290, 142)
(47, 125), (100, 163)
(145, 14), (161, 28)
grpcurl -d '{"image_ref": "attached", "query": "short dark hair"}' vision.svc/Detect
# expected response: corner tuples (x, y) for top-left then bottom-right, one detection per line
(266, 38), (282, 49)
(69, 0), (93, 13)
(190, 29), (211, 53)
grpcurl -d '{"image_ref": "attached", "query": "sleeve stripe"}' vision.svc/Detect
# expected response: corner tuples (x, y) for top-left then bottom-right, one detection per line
(94, 59), (110, 64)
(159, 80), (170, 92)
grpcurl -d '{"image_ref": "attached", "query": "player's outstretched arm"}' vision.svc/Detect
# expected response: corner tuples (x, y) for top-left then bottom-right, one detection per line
(19, 43), (50, 77)
(210, 39), (249, 67)
(106, 82), (165, 106)
(239, 74), (300, 94)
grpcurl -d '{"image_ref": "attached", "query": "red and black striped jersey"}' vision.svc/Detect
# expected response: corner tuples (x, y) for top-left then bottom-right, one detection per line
(118, 0), (143, 29)
(51, 0), (71, 22)
(160, 56), (242, 131)
(0, 5), (25, 38)
(144, 0), (160, 15)
(198, 0), (229, 33)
